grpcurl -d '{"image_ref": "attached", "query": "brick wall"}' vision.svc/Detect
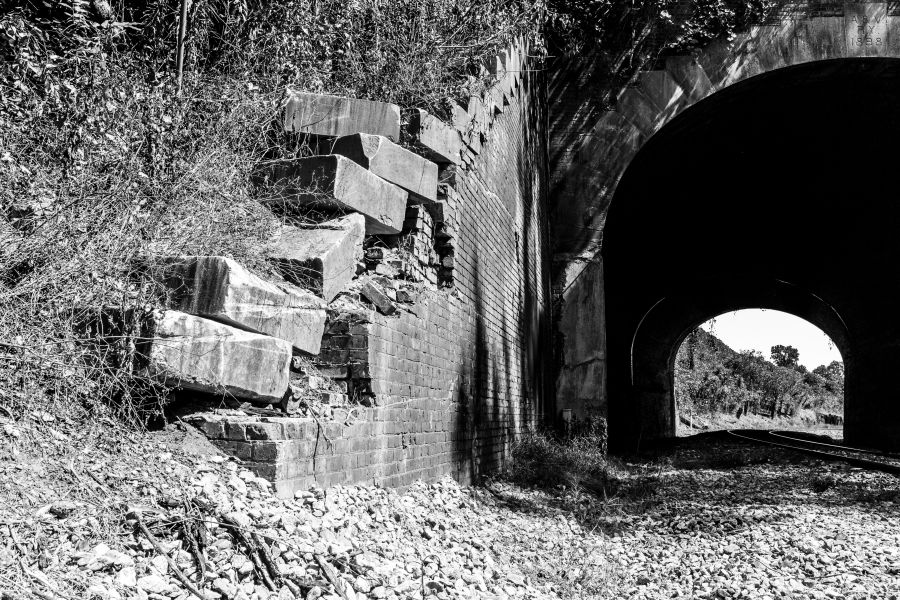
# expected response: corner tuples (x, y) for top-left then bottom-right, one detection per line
(195, 50), (553, 496)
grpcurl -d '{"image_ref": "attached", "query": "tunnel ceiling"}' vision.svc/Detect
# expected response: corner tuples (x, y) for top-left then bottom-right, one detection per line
(603, 58), (900, 320)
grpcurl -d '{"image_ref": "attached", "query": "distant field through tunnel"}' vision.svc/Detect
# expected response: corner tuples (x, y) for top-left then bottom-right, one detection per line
(673, 310), (844, 437)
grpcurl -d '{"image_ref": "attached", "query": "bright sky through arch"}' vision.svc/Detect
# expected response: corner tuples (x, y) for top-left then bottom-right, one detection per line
(699, 309), (842, 369)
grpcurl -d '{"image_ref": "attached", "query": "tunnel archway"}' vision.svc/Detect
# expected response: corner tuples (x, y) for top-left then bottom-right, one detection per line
(627, 278), (852, 444)
(603, 58), (900, 452)
(672, 308), (845, 436)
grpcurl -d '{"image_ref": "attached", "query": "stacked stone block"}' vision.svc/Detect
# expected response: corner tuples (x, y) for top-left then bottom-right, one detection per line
(161, 256), (326, 354)
(144, 310), (292, 404)
(191, 37), (550, 494)
(269, 214), (365, 303)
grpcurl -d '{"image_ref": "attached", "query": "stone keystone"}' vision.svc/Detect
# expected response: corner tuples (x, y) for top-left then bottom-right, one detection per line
(145, 310), (291, 403)
(332, 133), (438, 202)
(269, 213), (365, 303)
(268, 155), (408, 235)
(404, 108), (462, 165)
(283, 91), (401, 140)
(162, 256), (326, 355)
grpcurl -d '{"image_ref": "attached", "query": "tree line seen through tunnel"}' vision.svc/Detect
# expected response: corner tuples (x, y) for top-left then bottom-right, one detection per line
(675, 328), (844, 432)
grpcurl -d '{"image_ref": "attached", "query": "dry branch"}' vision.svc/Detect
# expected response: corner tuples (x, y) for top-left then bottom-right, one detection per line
(133, 512), (207, 600)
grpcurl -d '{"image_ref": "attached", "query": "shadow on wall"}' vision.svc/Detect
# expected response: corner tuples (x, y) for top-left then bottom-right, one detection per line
(452, 65), (553, 484)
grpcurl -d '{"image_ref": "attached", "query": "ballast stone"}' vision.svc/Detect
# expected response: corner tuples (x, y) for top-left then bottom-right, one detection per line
(268, 155), (408, 235)
(146, 310), (290, 403)
(404, 109), (463, 165)
(332, 133), (438, 202)
(162, 256), (326, 355)
(283, 91), (401, 140)
(269, 213), (365, 303)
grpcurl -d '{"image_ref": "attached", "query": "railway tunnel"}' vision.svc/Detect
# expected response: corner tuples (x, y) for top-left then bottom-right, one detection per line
(602, 58), (900, 452)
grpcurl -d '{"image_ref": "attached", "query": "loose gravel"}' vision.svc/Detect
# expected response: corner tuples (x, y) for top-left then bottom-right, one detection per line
(2, 421), (898, 600)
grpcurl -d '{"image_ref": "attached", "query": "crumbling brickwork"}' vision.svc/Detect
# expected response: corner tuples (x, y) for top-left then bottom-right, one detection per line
(193, 46), (552, 495)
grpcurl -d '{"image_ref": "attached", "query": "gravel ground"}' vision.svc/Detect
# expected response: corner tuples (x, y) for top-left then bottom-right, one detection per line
(599, 437), (900, 600)
(2, 418), (899, 600)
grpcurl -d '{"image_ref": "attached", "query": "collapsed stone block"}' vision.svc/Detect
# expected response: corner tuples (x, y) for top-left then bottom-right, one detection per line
(403, 109), (462, 165)
(162, 256), (326, 355)
(268, 156), (408, 235)
(269, 214), (365, 303)
(283, 91), (401, 139)
(145, 310), (291, 403)
(332, 133), (438, 202)
(665, 56), (712, 103)
(359, 279), (397, 316)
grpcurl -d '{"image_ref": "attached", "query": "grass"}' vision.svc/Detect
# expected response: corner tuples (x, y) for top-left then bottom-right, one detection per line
(0, 0), (541, 427)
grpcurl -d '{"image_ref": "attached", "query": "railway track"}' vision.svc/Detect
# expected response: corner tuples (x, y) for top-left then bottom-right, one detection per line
(727, 430), (900, 476)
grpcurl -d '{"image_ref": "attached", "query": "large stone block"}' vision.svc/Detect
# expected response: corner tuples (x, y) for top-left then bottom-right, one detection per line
(404, 109), (462, 165)
(145, 310), (290, 403)
(665, 56), (712, 103)
(283, 91), (401, 139)
(332, 133), (438, 202)
(269, 214), (365, 303)
(268, 155), (408, 235)
(162, 256), (326, 354)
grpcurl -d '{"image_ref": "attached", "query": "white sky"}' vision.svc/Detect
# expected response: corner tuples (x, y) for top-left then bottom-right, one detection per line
(699, 309), (842, 369)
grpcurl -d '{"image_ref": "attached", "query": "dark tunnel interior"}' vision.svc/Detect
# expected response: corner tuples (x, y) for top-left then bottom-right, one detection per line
(603, 58), (900, 452)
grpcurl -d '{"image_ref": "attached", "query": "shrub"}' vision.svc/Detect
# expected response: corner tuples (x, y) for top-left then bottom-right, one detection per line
(507, 428), (609, 489)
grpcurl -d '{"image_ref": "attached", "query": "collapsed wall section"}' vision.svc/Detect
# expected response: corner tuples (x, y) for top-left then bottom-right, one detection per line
(183, 41), (552, 495)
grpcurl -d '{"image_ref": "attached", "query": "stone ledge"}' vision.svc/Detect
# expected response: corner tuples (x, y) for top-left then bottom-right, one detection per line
(266, 155), (408, 235)
(283, 91), (401, 139)
(144, 311), (291, 403)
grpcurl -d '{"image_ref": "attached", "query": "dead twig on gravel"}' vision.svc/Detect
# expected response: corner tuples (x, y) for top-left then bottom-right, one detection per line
(251, 530), (282, 585)
(220, 513), (277, 591)
(132, 512), (207, 600)
(5, 523), (26, 555)
(18, 559), (73, 600)
(315, 554), (350, 600)
(181, 498), (207, 581)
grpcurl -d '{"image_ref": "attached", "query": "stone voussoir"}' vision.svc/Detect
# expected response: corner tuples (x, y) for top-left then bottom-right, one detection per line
(269, 213), (365, 303)
(268, 155), (408, 235)
(161, 256), (326, 355)
(332, 132), (438, 202)
(403, 108), (463, 165)
(283, 91), (401, 139)
(144, 310), (291, 403)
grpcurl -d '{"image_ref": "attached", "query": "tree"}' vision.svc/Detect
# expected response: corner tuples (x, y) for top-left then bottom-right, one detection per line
(824, 360), (844, 382)
(771, 345), (799, 368)
(814, 361), (844, 395)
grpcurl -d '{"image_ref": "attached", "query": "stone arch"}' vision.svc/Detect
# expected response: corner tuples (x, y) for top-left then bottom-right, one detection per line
(552, 5), (900, 452)
(554, 3), (900, 256)
(620, 277), (852, 450)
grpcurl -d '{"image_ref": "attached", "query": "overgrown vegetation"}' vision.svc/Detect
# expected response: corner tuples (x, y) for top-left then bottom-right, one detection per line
(0, 0), (786, 426)
(0, 0), (543, 425)
(675, 328), (845, 429)
(546, 0), (776, 56)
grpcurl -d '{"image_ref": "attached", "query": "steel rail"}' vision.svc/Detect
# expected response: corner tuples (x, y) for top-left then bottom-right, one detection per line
(767, 431), (900, 458)
(726, 430), (900, 476)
